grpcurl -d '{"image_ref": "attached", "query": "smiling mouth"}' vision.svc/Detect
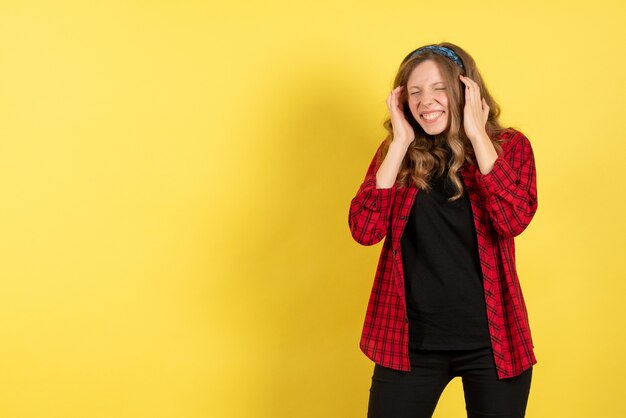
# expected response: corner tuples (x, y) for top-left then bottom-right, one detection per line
(421, 111), (444, 122)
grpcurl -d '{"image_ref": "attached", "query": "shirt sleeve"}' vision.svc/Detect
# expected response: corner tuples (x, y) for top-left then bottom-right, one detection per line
(348, 140), (397, 245)
(474, 131), (538, 238)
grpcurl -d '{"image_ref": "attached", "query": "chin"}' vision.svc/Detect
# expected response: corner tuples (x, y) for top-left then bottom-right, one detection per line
(420, 121), (450, 137)
(421, 127), (446, 136)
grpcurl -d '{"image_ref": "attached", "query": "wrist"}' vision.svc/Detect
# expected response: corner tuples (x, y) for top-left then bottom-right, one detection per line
(468, 130), (490, 144)
(390, 137), (413, 151)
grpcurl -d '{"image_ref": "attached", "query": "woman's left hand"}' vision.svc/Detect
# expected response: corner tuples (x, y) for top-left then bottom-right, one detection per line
(459, 75), (489, 142)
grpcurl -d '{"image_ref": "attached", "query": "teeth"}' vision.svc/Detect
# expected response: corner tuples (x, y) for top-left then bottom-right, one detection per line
(422, 111), (443, 121)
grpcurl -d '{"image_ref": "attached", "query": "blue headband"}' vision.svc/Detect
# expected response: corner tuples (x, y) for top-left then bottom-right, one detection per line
(408, 45), (465, 71)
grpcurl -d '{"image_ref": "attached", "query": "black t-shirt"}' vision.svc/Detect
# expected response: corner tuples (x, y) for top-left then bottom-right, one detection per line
(400, 168), (491, 350)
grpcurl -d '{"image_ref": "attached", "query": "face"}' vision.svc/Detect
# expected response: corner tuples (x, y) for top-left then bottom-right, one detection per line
(406, 59), (450, 136)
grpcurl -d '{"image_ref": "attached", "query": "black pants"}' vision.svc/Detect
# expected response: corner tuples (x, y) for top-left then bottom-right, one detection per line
(367, 346), (532, 418)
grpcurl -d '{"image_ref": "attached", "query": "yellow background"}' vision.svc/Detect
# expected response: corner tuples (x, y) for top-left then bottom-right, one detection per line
(1, 1), (625, 417)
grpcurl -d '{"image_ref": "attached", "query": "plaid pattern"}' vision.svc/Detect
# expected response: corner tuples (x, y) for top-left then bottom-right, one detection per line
(348, 128), (538, 379)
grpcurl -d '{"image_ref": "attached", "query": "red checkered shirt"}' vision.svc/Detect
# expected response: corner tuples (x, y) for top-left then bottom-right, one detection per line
(348, 128), (538, 379)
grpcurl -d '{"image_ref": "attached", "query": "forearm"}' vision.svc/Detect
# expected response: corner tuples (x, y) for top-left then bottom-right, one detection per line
(375, 140), (411, 188)
(349, 140), (398, 245)
(471, 133), (498, 175)
(475, 132), (538, 238)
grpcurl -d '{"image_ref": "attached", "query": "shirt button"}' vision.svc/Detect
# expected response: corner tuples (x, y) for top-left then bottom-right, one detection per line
(392, 250), (397, 256)
(400, 216), (408, 220)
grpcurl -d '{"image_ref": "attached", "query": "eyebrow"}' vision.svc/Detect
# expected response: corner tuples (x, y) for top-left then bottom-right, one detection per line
(408, 82), (446, 89)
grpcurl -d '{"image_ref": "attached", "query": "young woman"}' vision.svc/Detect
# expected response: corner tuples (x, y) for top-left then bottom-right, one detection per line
(348, 42), (538, 418)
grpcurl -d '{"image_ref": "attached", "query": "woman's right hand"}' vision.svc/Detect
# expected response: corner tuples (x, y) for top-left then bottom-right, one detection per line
(386, 86), (415, 146)
(375, 86), (415, 189)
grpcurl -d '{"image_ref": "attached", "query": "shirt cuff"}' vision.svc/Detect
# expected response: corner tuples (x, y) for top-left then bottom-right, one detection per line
(475, 156), (518, 198)
(362, 177), (396, 211)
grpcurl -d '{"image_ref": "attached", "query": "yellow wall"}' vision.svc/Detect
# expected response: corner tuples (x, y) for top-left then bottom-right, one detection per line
(1, 1), (625, 417)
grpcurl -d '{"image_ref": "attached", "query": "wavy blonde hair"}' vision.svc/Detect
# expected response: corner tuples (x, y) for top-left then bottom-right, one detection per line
(379, 42), (507, 200)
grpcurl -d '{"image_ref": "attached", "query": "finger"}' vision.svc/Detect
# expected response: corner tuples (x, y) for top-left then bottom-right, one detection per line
(464, 77), (480, 99)
(460, 75), (469, 89)
(395, 86), (403, 99)
(397, 86), (407, 106)
(460, 75), (474, 85)
(463, 76), (477, 86)
(387, 93), (397, 113)
(465, 77), (476, 95)
(464, 81), (473, 103)
(460, 75), (472, 93)
(473, 86), (481, 104)
(470, 81), (480, 104)
(390, 89), (402, 112)
(392, 89), (401, 109)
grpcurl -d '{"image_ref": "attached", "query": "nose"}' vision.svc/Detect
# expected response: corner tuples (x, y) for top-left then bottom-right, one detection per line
(422, 93), (435, 107)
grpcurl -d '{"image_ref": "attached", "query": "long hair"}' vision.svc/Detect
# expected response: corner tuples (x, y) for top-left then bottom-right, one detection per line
(379, 42), (507, 200)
